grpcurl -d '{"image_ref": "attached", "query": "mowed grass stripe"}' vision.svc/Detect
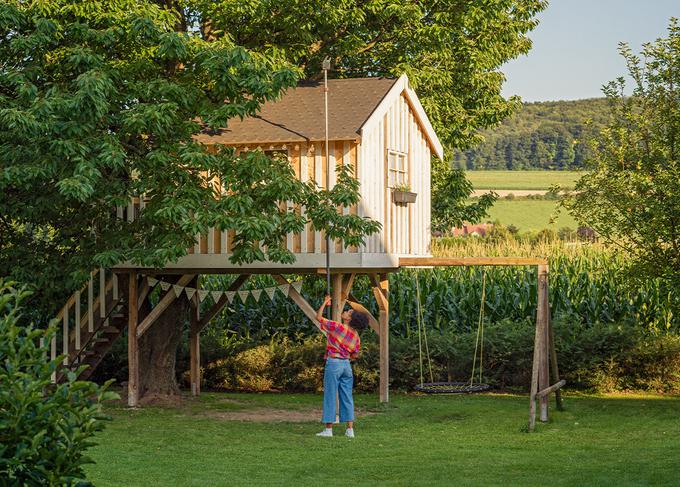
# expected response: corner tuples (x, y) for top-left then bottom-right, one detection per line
(484, 199), (578, 231)
(466, 170), (581, 190)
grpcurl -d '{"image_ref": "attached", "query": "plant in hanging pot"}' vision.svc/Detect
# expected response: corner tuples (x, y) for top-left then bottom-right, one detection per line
(392, 183), (417, 205)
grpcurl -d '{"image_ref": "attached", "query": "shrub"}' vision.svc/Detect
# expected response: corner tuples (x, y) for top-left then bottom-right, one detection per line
(0, 281), (116, 485)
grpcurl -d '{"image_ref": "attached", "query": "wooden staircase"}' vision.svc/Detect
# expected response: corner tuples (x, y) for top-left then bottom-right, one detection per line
(51, 268), (127, 382)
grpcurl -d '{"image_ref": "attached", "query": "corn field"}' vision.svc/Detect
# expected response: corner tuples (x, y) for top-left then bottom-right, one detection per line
(203, 238), (678, 340)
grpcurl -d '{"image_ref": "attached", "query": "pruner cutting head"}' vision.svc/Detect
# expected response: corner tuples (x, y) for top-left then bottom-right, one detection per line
(322, 57), (331, 71)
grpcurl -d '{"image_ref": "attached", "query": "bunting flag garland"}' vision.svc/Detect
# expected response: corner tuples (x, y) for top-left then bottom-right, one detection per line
(147, 278), (302, 305)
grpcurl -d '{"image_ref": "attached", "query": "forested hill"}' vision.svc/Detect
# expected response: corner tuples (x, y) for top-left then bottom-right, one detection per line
(453, 98), (612, 170)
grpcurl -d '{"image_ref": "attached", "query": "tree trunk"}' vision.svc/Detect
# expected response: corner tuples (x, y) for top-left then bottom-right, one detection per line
(137, 275), (191, 403)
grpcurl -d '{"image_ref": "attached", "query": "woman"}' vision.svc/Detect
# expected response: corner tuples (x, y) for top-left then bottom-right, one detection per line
(314, 295), (369, 438)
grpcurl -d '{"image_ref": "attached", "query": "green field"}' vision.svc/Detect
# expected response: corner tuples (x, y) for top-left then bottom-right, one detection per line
(466, 170), (581, 190)
(484, 199), (578, 231)
(84, 391), (680, 486)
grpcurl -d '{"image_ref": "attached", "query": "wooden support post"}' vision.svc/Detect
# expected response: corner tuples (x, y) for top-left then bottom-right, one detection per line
(128, 271), (139, 407)
(528, 292), (542, 432)
(370, 273), (390, 403)
(331, 273), (344, 322)
(190, 285), (201, 397)
(537, 264), (550, 422)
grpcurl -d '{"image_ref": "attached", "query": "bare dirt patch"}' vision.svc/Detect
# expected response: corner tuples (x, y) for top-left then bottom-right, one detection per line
(204, 407), (376, 423)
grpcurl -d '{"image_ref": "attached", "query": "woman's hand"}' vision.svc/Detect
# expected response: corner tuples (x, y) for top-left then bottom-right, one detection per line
(316, 295), (332, 322)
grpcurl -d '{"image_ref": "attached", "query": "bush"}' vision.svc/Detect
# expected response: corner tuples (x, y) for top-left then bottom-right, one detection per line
(0, 281), (116, 485)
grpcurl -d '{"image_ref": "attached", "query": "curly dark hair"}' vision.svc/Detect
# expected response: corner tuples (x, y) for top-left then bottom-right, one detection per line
(349, 310), (369, 333)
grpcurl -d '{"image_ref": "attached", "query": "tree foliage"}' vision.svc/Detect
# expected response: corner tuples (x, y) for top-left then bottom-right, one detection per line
(194, 0), (547, 150)
(565, 19), (680, 291)
(0, 280), (116, 485)
(454, 98), (613, 170)
(0, 0), (379, 312)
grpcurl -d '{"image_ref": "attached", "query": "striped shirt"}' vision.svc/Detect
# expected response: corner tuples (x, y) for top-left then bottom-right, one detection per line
(319, 317), (360, 360)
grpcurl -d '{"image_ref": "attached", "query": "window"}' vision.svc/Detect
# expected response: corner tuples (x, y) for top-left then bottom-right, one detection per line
(388, 150), (408, 188)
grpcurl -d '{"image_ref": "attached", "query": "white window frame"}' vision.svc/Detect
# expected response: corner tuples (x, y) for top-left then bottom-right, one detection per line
(387, 150), (408, 188)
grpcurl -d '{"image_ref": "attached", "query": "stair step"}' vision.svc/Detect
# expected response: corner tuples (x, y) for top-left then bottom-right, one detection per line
(93, 338), (110, 345)
(102, 326), (120, 334)
(85, 351), (97, 357)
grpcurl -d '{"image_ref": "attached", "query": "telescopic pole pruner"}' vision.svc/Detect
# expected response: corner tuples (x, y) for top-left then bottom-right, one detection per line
(322, 57), (331, 318)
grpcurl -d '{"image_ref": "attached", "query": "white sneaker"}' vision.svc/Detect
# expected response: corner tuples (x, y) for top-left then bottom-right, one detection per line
(345, 428), (355, 438)
(316, 428), (333, 437)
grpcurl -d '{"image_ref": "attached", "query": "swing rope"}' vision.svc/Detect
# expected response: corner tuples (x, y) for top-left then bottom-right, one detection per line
(469, 270), (486, 387)
(414, 268), (490, 394)
(416, 276), (433, 385)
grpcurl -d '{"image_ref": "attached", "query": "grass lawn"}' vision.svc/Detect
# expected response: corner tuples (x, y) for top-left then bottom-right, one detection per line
(466, 170), (581, 191)
(484, 199), (578, 231)
(84, 392), (680, 486)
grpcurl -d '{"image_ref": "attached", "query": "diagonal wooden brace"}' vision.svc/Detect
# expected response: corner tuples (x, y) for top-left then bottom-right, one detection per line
(346, 292), (380, 334)
(272, 274), (324, 333)
(136, 274), (195, 338)
(196, 274), (250, 332)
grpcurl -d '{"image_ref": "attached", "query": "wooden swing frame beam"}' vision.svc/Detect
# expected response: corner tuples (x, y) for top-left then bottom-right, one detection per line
(399, 257), (564, 432)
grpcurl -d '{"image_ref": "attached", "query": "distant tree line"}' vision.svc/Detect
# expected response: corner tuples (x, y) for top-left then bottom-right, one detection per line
(453, 98), (612, 170)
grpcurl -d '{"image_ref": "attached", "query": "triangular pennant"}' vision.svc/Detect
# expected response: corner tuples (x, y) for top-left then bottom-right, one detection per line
(160, 281), (170, 291)
(291, 281), (303, 294)
(211, 291), (223, 303)
(251, 289), (262, 302)
(197, 289), (210, 302)
(185, 287), (196, 300)
(278, 283), (290, 296)
(238, 290), (250, 304)
(147, 277), (158, 287)
(265, 287), (277, 301)
(226, 291), (236, 303)
(173, 284), (183, 298)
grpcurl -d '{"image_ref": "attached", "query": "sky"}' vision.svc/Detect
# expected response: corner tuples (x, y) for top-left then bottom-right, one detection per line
(501, 0), (679, 102)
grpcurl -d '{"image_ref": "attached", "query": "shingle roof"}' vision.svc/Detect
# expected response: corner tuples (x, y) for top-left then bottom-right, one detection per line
(195, 77), (397, 145)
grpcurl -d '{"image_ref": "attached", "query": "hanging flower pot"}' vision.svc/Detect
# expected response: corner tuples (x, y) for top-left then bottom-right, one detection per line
(392, 189), (417, 205)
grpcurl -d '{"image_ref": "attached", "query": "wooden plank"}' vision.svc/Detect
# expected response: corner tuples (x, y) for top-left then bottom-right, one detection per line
(112, 273), (118, 301)
(88, 273), (94, 332)
(369, 273), (388, 311)
(51, 336), (57, 382)
(136, 274), (195, 338)
(377, 273), (389, 403)
(538, 264), (550, 422)
(190, 292), (201, 396)
(62, 303), (69, 366)
(273, 274), (323, 332)
(128, 271), (139, 407)
(300, 143), (309, 253)
(399, 257), (549, 267)
(75, 291), (81, 350)
(383, 113), (390, 253)
(99, 268), (105, 318)
(528, 287), (542, 432)
(197, 274), (250, 331)
(536, 380), (566, 398)
(331, 274), (343, 322)
(314, 143), (322, 253)
(137, 276), (152, 311)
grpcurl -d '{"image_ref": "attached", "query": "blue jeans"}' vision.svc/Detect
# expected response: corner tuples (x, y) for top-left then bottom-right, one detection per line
(322, 358), (354, 423)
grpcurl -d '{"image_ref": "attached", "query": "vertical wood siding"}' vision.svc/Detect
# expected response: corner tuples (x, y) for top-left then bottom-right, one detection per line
(119, 92), (433, 258)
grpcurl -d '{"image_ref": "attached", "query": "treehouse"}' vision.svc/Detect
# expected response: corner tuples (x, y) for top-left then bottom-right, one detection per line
(51, 75), (562, 427)
(121, 74), (443, 272)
